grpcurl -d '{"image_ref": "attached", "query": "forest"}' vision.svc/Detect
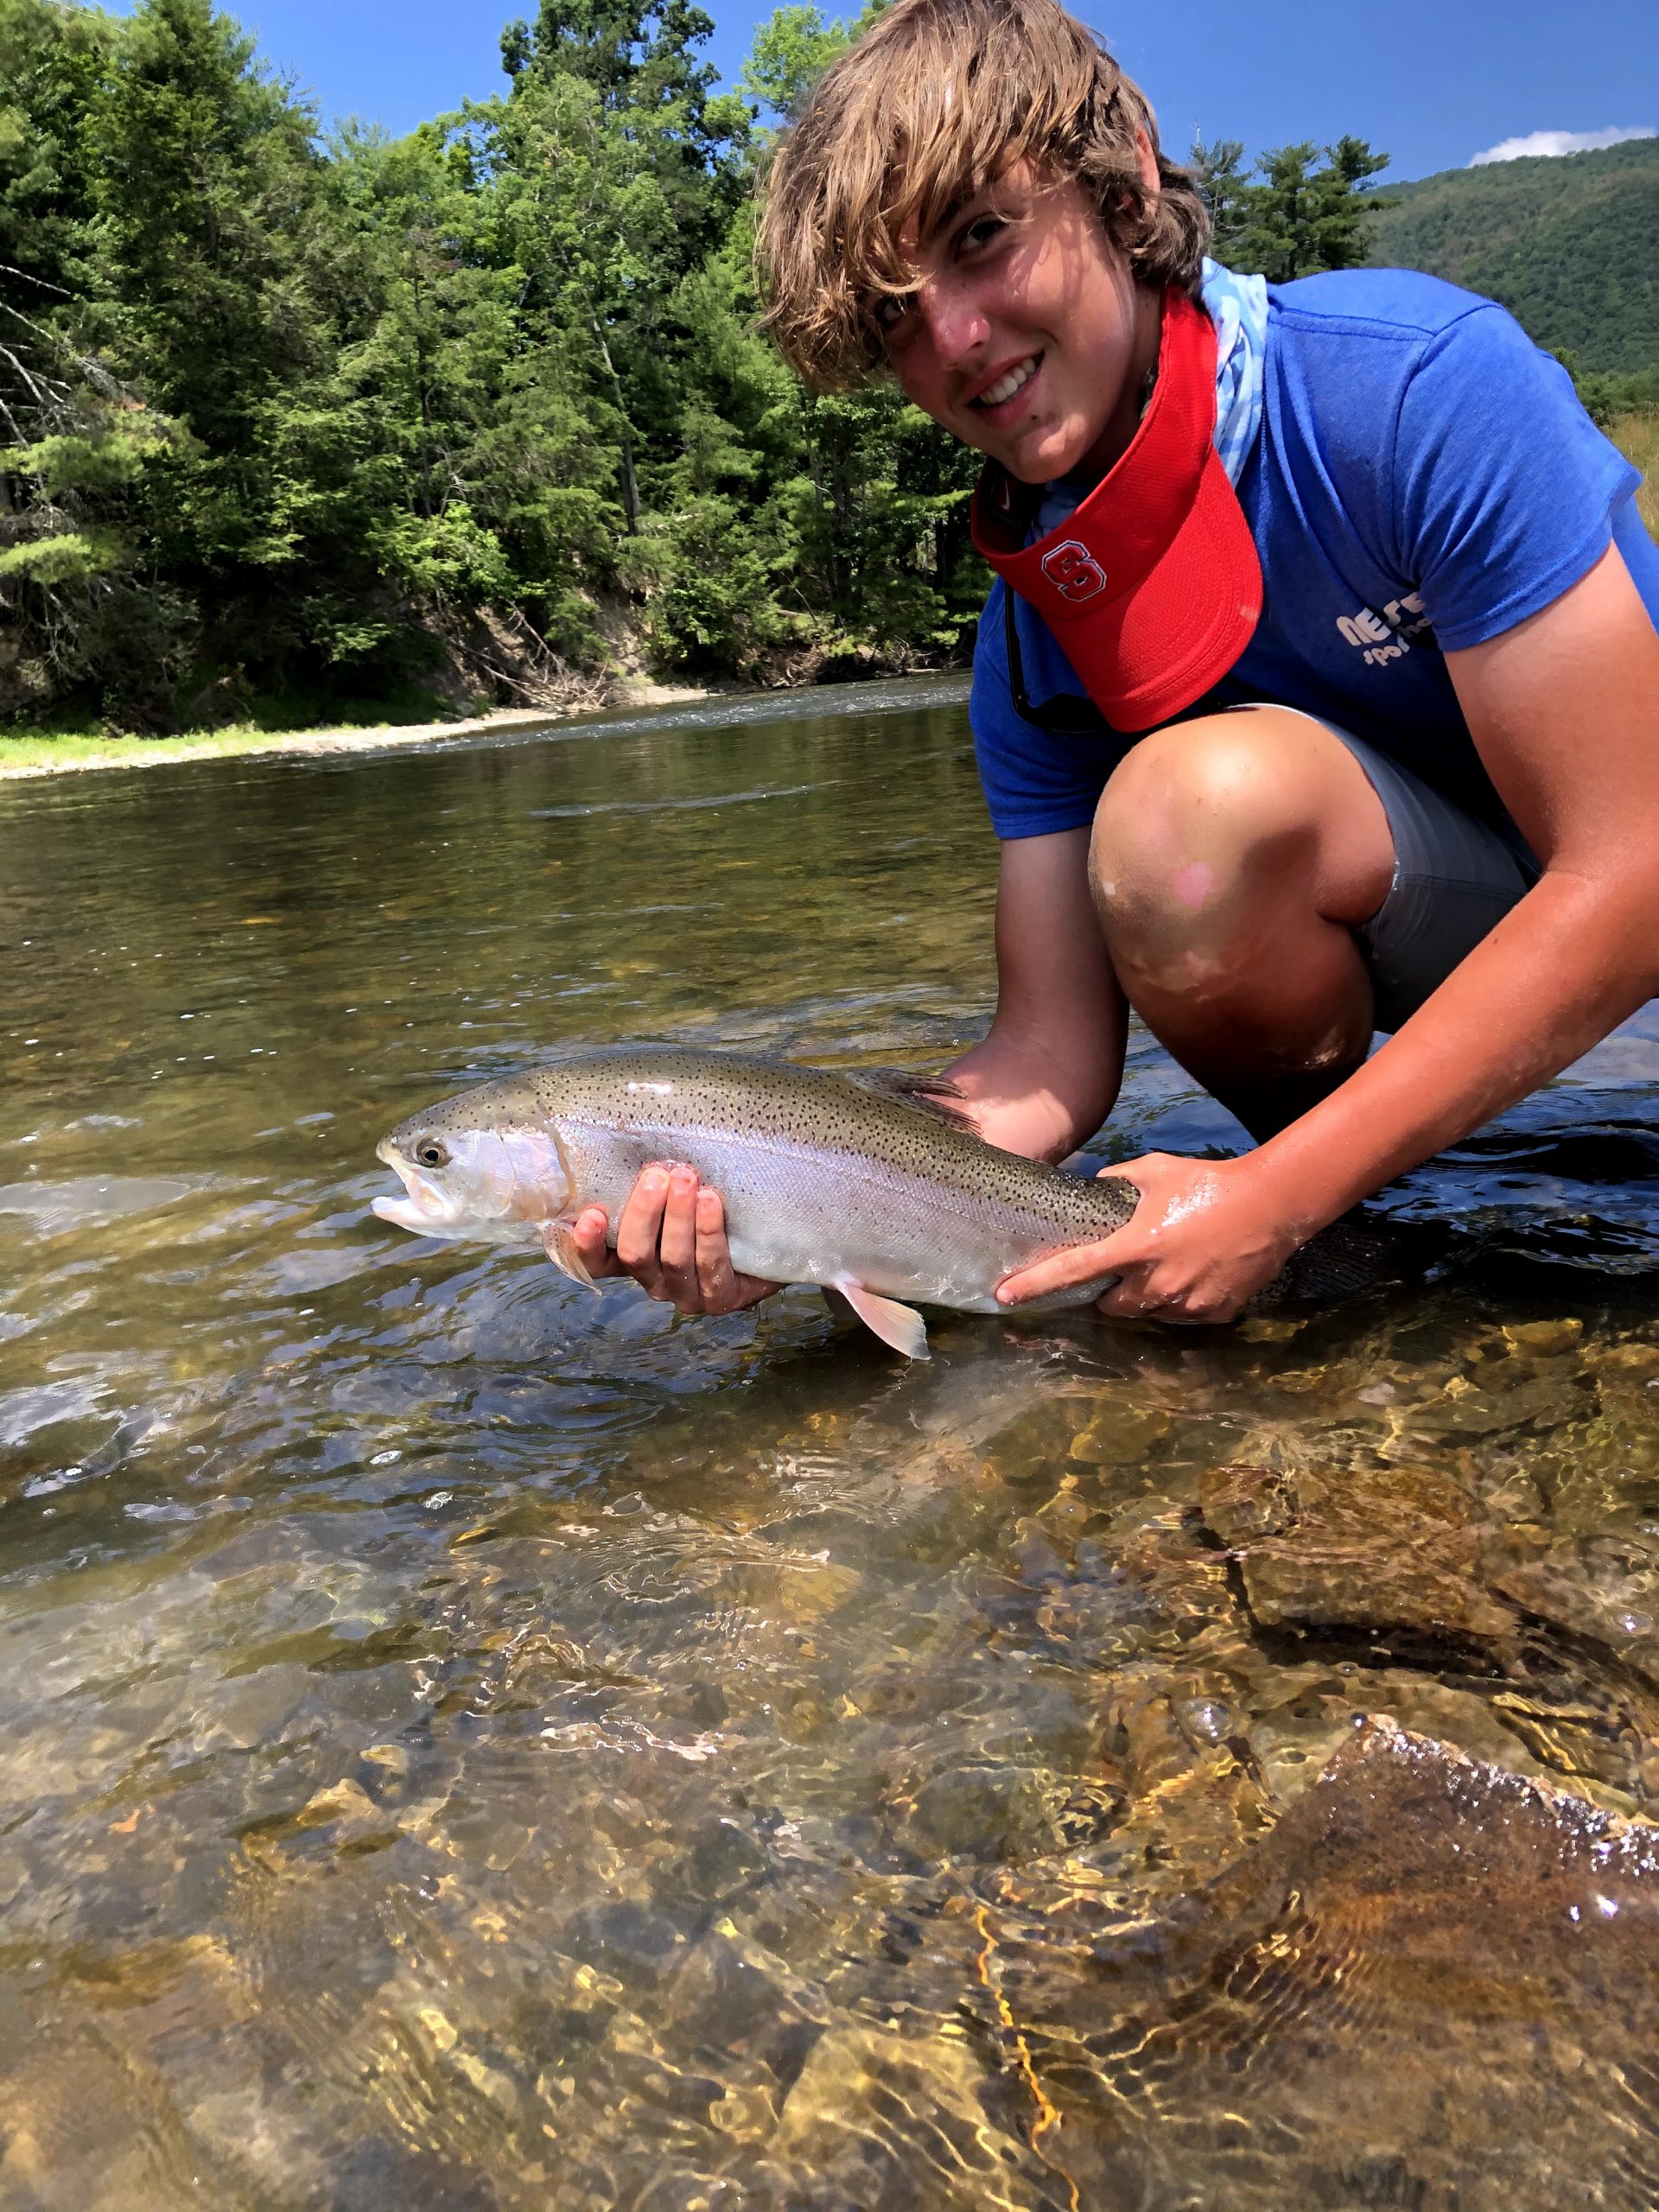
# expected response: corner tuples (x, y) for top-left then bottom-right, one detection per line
(1363, 137), (1659, 382)
(0, 0), (1652, 734)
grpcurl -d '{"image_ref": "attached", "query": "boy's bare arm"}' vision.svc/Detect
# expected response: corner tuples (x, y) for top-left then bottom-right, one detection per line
(1000, 543), (1659, 1319)
(942, 828), (1128, 1158)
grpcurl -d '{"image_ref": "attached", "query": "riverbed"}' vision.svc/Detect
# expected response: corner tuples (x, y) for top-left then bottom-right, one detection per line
(3, 675), (1658, 2209)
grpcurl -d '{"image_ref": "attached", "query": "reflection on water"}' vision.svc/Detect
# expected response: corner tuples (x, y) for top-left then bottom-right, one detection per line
(2, 674), (1658, 2208)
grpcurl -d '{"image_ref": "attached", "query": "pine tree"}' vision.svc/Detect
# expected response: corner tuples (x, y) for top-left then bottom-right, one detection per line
(1194, 132), (1395, 283)
(737, 0), (887, 122)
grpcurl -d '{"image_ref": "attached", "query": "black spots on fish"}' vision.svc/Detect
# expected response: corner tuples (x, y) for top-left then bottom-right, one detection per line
(382, 1046), (1134, 1238)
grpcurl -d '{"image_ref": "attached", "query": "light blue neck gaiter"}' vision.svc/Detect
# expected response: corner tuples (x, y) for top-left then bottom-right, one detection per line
(1201, 257), (1269, 486)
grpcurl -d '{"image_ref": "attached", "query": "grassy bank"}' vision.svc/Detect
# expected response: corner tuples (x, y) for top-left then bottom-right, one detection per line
(1612, 411), (1659, 536)
(2, 722), (393, 773)
(0, 678), (721, 779)
(0, 709), (556, 779)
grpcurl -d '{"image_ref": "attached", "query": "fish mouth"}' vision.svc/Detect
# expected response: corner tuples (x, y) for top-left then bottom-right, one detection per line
(372, 1192), (437, 1233)
(372, 1140), (451, 1234)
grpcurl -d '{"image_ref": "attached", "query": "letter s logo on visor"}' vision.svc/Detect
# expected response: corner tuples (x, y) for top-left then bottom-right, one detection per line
(1039, 540), (1108, 603)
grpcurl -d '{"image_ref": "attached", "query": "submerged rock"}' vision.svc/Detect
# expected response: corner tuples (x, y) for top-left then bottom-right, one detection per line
(1200, 1459), (1516, 1648)
(771, 2021), (1070, 2211)
(897, 1762), (1064, 1864)
(1198, 1459), (1659, 1805)
(1484, 1530), (1659, 1689)
(1022, 1718), (1659, 2211)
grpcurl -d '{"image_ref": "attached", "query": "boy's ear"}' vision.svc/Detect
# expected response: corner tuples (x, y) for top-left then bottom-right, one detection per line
(1134, 127), (1160, 200)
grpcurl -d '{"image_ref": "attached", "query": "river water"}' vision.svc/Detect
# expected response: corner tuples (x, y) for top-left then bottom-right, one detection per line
(3, 677), (1658, 2210)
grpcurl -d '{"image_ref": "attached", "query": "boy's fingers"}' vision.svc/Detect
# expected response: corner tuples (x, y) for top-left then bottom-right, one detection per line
(572, 1205), (626, 1279)
(657, 1167), (701, 1280)
(599, 1166), (776, 1315)
(1093, 1269), (1159, 1319)
(997, 1235), (1132, 1306)
(613, 1166), (671, 1281)
(693, 1187), (733, 1306)
(693, 1187), (779, 1311)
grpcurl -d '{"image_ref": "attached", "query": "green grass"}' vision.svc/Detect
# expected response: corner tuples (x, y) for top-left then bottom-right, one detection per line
(0, 683), (497, 775)
(2, 722), (371, 773)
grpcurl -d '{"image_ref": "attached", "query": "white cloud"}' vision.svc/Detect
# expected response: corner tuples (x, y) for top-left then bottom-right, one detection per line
(1470, 124), (1655, 166)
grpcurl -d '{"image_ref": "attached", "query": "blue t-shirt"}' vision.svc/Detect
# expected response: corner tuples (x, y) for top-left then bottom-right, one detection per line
(971, 268), (1659, 840)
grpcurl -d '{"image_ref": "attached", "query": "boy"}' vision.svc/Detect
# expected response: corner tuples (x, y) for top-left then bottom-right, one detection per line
(575, 0), (1659, 1325)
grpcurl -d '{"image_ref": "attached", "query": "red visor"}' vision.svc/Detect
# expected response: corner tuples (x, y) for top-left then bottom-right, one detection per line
(970, 289), (1262, 734)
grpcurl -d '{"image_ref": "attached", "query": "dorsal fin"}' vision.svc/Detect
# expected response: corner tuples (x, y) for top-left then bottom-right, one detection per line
(843, 1067), (976, 1131)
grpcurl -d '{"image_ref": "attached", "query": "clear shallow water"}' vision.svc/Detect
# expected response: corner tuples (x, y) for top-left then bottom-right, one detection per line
(2, 676), (1658, 2209)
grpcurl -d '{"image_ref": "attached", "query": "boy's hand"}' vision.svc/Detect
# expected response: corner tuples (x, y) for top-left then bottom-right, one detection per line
(995, 1154), (1303, 1324)
(570, 1164), (780, 1314)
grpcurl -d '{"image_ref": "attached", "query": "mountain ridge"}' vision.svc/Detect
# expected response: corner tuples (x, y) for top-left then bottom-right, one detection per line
(1361, 137), (1659, 372)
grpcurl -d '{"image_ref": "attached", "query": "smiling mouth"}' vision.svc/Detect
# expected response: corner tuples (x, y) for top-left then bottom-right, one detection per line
(971, 353), (1041, 410)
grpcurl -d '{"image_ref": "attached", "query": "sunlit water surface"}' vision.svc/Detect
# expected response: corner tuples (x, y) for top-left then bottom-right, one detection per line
(3, 676), (1658, 2209)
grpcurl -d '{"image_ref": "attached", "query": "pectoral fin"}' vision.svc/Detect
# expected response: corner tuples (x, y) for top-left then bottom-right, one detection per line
(543, 1220), (598, 1289)
(831, 1276), (931, 1360)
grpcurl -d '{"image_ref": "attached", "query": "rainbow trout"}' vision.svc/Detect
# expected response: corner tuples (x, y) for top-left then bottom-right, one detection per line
(372, 1046), (1378, 1357)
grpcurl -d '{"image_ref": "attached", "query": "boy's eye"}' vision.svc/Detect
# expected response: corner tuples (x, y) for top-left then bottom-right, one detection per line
(871, 291), (915, 334)
(961, 215), (1006, 252)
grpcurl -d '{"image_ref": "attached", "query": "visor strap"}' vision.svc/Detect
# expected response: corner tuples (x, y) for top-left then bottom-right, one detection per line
(1004, 588), (1112, 735)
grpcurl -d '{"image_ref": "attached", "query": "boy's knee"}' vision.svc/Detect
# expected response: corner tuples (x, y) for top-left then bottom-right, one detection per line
(1090, 711), (1317, 949)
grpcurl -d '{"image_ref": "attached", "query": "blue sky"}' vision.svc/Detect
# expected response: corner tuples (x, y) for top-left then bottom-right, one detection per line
(116, 0), (1658, 183)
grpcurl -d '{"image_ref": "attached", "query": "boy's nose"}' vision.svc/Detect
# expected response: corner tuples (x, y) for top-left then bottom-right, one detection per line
(916, 277), (989, 371)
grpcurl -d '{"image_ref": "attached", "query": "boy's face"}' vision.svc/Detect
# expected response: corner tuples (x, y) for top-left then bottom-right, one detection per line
(878, 162), (1159, 486)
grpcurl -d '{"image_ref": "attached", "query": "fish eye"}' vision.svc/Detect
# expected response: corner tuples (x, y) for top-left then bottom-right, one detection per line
(415, 1137), (449, 1170)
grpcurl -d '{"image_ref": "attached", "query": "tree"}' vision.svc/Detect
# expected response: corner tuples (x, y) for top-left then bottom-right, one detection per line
(0, 0), (1049, 726)
(1190, 136), (1254, 267)
(737, 0), (886, 123)
(1194, 132), (1395, 283)
(1, 0), (188, 716)
(499, 0), (751, 252)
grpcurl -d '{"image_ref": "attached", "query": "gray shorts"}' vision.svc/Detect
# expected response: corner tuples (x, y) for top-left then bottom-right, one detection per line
(1319, 723), (1540, 1034)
